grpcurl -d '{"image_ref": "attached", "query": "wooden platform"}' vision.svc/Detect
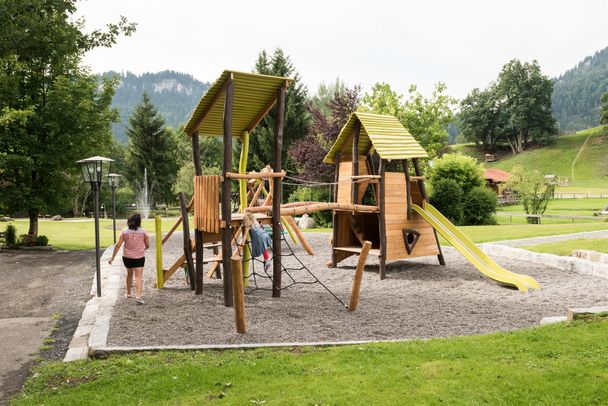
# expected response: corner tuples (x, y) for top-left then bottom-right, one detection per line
(334, 245), (381, 257)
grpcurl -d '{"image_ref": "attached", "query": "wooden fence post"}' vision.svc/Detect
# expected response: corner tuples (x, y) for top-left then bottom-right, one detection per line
(155, 215), (164, 289)
(348, 241), (372, 311)
(231, 255), (247, 333)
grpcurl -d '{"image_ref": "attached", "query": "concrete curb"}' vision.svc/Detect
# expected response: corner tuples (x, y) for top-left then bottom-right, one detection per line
(479, 243), (608, 279)
(64, 245), (122, 362)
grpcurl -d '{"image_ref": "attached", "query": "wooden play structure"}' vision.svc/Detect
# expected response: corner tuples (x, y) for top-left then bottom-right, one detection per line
(156, 70), (540, 334)
(323, 112), (444, 279)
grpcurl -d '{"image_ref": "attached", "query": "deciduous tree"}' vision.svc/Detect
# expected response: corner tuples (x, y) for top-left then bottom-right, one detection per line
(0, 0), (134, 236)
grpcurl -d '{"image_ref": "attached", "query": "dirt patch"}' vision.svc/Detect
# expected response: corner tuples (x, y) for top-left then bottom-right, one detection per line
(0, 250), (93, 404)
(107, 232), (608, 347)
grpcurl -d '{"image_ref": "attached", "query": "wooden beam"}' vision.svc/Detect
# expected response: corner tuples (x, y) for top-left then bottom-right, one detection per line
(192, 132), (204, 294)
(402, 160), (412, 220)
(272, 84), (286, 298)
(221, 76), (235, 306)
(225, 170), (285, 180)
(246, 93), (278, 133)
(331, 153), (341, 268)
(351, 121), (361, 204)
(231, 255), (247, 333)
(348, 240), (372, 311)
(378, 160), (387, 280)
(187, 80), (229, 136)
(178, 192), (196, 290)
(412, 158), (446, 266)
(162, 196), (194, 244)
(284, 215), (315, 255)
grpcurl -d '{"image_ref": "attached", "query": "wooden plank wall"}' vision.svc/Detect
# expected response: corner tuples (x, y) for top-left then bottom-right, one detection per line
(336, 155), (370, 204)
(384, 172), (439, 261)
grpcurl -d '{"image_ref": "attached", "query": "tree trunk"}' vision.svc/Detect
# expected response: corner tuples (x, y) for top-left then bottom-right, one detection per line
(516, 131), (524, 153)
(28, 209), (38, 237)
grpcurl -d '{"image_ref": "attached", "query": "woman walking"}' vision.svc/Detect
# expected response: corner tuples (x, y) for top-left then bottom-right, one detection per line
(109, 213), (149, 304)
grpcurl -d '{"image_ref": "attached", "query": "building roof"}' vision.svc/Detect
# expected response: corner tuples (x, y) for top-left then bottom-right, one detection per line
(184, 70), (292, 137)
(484, 168), (511, 183)
(323, 112), (428, 164)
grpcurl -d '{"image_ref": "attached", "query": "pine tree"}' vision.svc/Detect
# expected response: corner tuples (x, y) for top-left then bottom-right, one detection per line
(126, 93), (178, 205)
(246, 49), (310, 173)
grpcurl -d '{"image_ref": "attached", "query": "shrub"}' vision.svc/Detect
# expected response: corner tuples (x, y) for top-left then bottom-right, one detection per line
(5, 224), (17, 246)
(18, 234), (37, 247)
(463, 187), (498, 225)
(288, 186), (332, 227)
(429, 178), (464, 225)
(429, 154), (484, 195)
(36, 235), (49, 246)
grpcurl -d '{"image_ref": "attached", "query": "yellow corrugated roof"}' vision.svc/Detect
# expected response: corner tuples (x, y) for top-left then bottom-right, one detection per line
(323, 112), (428, 163)
(184, 70), (292, 137)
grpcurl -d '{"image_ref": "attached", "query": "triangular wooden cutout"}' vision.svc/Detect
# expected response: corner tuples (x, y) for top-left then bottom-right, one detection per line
(402, 228), (421, 255)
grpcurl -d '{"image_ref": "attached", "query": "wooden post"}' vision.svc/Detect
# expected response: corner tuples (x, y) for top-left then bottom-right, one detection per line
(178, 192), (195, 290)
(231, 255), (247, 333)
(222, 75), (235, 306)
(331, 153), (341, 268)
(351, 121), (360, 204)
(378, 160), (387, 279)
(272, 84), (286, 298)
(192, 132), (204, 295)
(348, 240), (371, 311)
(402, 160), (412, 220)
(412, 158), (446, 266)
(155, 215), (164, 289)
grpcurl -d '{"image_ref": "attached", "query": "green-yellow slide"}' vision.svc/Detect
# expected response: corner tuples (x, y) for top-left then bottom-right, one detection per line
(412, 202), (540, 292)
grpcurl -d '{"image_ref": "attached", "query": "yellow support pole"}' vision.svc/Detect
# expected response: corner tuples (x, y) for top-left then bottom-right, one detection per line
(239, 131), (251, 287)
(155, 215), (164, 289)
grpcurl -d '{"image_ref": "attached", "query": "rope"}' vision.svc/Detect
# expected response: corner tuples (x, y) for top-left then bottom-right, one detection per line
(283, 175), (377, 188)
(240, 226), (346, 307)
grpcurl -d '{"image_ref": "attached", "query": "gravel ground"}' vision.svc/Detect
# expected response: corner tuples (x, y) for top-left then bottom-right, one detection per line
(107, 232), (608, 347)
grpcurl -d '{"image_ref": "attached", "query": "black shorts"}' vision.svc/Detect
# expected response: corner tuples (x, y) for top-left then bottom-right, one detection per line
(122, 256), (145, 268)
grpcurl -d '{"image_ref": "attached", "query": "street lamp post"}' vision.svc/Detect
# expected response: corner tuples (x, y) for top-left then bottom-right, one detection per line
(77, 156), (113, 297)
(108, 173), (122, 244)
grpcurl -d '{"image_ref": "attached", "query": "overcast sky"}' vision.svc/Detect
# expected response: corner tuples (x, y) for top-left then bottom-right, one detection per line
(76, 0), (607, 99)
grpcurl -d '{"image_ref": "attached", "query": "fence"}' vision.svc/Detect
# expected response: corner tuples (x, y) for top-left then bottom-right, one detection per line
(497, 211), (606, 224)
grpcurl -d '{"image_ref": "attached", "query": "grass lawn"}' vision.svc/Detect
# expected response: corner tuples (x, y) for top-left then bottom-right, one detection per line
(4, 217), (185, 250)
(499, 198), (607, 217)
(487, 126), (608, 191)
(13, 320), (608, 405)
(521, 238), (608, 256)
(4, 217), (608, 250)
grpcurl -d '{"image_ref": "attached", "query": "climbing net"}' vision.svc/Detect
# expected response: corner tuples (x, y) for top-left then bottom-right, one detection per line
(234, 226), (347, 307)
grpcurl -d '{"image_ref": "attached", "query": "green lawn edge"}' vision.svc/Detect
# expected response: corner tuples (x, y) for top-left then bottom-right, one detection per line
(13, 320), (608, 405)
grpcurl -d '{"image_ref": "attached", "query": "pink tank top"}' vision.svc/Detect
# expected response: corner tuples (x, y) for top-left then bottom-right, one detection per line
(122, 228), (148, 259)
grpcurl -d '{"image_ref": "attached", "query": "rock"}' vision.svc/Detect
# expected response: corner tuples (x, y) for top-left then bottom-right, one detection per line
(540, 316), (567, 325)
(51, 215), (63, 221)
(0, 216), (12, 222)
(298, 214), (316, 229)
(567, 305), (608, 321)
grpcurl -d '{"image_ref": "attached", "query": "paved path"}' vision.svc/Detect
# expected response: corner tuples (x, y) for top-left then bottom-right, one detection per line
(0, 250), (93, 405)
(493, 230), (608, 247)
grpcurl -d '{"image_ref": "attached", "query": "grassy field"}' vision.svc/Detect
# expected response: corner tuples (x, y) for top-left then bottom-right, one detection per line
(3, 217), (185, 250)
(497, 197), (608, 224)
(13, 320), (608, 405)
(453, 126), (608, 192)
(522, 238), (608, 256)
(487, 126), (608, 190)
(3, 217), (608, 250)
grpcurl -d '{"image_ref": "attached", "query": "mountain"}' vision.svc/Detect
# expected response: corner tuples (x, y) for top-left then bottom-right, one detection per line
(100, 70), (211, 142)
(552, 47), (608, 132)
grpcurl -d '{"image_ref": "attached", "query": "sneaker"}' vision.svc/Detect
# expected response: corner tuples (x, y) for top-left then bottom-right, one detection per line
(135, 298), (145, 305)
(263, 259), (272, 272)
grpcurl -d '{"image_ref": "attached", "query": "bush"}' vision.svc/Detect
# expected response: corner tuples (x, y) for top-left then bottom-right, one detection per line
(36, 235), (49, 246)
(288, 186), (332, 227)
(429, 154), (484, 195)
(463, 187), (498, 225)
(18, 234), (37, 247)
(429, 178), (464, 225)
(5, 224), (17, 246)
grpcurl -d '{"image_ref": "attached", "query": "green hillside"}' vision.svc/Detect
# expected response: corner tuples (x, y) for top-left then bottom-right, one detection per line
(456, 126), (608, 193)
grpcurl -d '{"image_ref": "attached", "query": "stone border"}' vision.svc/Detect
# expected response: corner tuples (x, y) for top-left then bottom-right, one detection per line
(64, 246), (122, 361)
(479, 243), (608, 279)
